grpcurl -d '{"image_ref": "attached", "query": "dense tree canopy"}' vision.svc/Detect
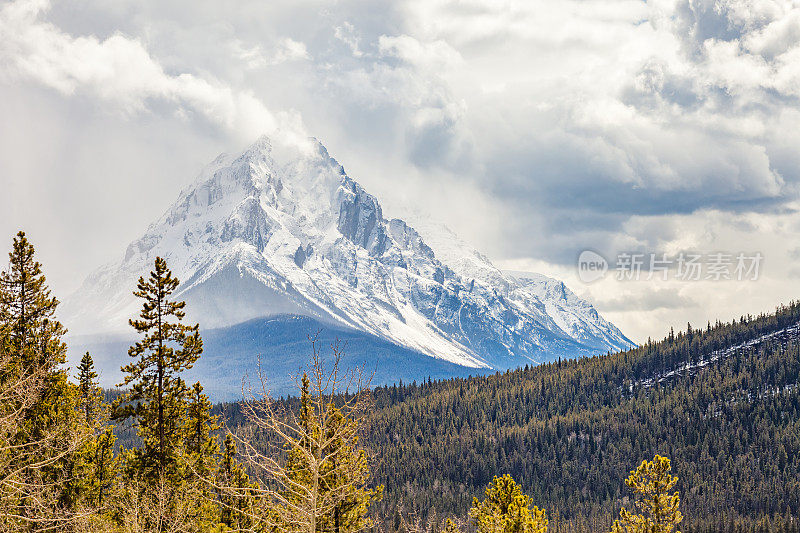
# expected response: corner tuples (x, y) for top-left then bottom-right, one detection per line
(357, 302), (800, 533)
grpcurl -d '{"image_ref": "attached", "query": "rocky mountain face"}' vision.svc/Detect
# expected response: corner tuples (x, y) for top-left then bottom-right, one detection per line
(62, 136), (632, 377)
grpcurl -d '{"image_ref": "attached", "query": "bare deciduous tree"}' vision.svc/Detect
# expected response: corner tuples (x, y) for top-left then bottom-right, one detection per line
(224, 336), (382, 533)
(115, 474), (212, 533)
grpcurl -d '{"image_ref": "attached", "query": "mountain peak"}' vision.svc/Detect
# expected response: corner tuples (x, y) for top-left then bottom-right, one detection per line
(63, 136), (632, 372)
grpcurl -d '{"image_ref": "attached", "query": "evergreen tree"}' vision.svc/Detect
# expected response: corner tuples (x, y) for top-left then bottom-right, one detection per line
(318, 400), (383, 533)
(0, 231), (84, 527)
(92, 426), (117, 509)
(181, 381), (223, 527)
(77, 352), (121, 519)
(468, 474), (548, 533)
(113, 256), (203, 482)
(71, 423), (119, 520)
(70, 351), (120, 515)
(183, 381), (219, 478)
(0, 231), (67, 368)
(77, 351), (103, 426)
(281, 371), (383, 533)
(610, 455), (682, 533)
(217, 433), (257, 530)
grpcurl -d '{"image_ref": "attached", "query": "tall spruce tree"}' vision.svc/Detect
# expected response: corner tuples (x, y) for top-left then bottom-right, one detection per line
(72, 351), (119, 516)
(77, 352), (103, 426)
(0, 231), (67, 372)
(184, 382), (219, 456)
(281, 371), (383, 533)
(91, 426), (117, 509)
(239, 342), (382, 533)
(0, 231), (83, 526)
(217, 433), (258, 530)
(183, 382), (219, 476)
(113, 256), (203, 482)
(318, 401), (382, 533)
(176, 381), (226, 529)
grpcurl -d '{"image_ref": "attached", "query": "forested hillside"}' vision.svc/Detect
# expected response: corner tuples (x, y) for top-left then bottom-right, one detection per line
(353, 303), (800, 532)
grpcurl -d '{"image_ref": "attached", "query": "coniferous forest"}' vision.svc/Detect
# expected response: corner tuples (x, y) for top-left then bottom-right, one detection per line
(2, 230), (799, 532)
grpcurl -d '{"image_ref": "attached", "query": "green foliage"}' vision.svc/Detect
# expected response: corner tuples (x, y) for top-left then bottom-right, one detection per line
(468, 474), (548, 533)
(108, 256), (233, 531)
(113, 256), (203, 482)
(0, 231), (67, 367)
(283, 373), (317, 513)
(93, 426), (119, 508)
(281, 371), (383, 533)
(217, 434), (258, 531)
(184, 382), (219, 478)
(318, 402), (383, 533)
(0, 231), (85, 526)
(361, 302), (800, 532)
(74, 424), (119, 514)
(610, 455), (682, 533)
(77, 351), (103, 426)
(70, 351), (121, 515)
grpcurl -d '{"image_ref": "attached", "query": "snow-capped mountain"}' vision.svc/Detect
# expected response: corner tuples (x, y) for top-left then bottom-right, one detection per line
(62, 136), (631, 374)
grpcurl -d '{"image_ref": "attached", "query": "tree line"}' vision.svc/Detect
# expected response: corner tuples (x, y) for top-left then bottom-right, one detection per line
(0, 229), (795, 532)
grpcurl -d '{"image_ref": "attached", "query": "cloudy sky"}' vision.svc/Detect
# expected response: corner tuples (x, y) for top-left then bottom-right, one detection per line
(2, 0), (799, 342)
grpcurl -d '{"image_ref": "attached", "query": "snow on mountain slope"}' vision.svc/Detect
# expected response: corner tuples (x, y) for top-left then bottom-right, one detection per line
(504, 271), (632, 352)
(62, 136), (631, 371)
(405, 217), (632, 354)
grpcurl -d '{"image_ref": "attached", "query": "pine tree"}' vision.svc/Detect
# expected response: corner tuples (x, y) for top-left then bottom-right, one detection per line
(77, 352), (103, 426)
(0, 231), (84, 527)
(69, 350), (121, 516)
(181, 381), (223, 526)
(610, 455), (682, 533)
(0, 231), (67, 368)
(318, 400), (383, 533)
(113, 256), (203, 482)
(73, 423), (118, 518)
(217, 433), (257, 530)
(183, 382), (219, 478)
(279, 367), (382, 533)
(93, 426), (117, 508)
(468, 474), (548, 533)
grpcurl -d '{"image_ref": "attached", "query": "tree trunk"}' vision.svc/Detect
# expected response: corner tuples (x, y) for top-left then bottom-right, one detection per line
(157, 294), (164, 472)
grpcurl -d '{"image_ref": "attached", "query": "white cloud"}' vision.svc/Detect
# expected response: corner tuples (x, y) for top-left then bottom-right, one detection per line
(2, 0), (800, 342)
(0, 0), (304, 142)
(378, 34), (462, 71)
(230, 37), (310, 70)
(334, 21), (364, 57)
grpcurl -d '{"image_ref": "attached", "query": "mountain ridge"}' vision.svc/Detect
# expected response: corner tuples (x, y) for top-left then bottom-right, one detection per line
(62, 135), (632, 373)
